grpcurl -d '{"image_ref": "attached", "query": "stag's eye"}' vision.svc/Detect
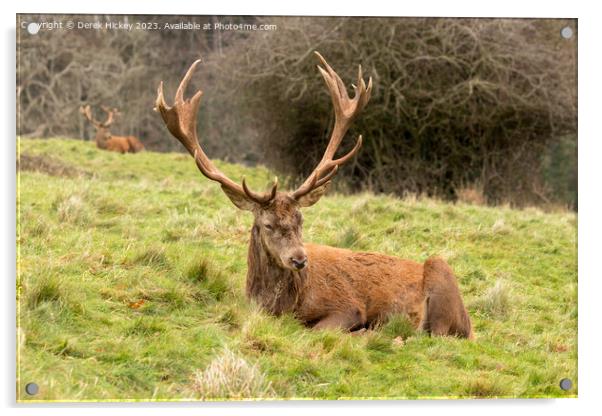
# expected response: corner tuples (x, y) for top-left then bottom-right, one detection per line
(264, 224), (274, 231)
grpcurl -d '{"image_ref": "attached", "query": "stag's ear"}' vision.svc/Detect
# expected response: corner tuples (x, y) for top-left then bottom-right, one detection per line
(221, 186), (256, 211)
(296, 182), (330, 208)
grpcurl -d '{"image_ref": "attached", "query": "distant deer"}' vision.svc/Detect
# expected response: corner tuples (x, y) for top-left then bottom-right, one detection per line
(155, 53), (473, 338)
(80, 105), (144, 153)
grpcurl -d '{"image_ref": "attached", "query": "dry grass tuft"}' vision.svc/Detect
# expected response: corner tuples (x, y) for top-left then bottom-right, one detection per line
(55, 194), (91, 225)
(491, 218), (513, 235)
(456, 185), (487, 206)
(191, 348), (273, 400)
(463, 376), (506, 397)
(470, 280), (511, 318)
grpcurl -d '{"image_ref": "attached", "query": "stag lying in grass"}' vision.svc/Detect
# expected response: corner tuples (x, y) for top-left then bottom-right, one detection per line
(155, 53), (473, 338)
(80, 105), (144, 153)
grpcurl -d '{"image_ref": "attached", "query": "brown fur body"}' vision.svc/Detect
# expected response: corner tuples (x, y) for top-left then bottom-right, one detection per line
(95, 128), (144, 153)
(245, 195), (472, 336)
(125, 136), (145, 153)
(301, 245), (426, 328)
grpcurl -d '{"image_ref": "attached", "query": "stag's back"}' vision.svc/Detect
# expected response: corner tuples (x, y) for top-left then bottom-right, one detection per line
(126, 136), (145, 153)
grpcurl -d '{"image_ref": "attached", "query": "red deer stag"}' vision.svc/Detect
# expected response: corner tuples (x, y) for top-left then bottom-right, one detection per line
(155, 53), (473, 338)
(80, 105), (145, 153)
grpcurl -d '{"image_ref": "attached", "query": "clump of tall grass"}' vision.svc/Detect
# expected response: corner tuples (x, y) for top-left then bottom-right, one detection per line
(191, 348), (273, 399)
(23, 273), (84, 315)
(25, 274), (64, 308)
(54, 194), (92, 225)
(185, 258), (232, 301)
(471, 280), (511, 318)
(22, 215), (50, 239)
(462, 376), (507, 397)
(381, 314), (416, 339)
(491, 218), (512, 235)
(131, 246), (171, 269)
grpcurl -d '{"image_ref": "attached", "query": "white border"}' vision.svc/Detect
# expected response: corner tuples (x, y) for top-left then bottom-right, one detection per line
(3, 1), (601, 415)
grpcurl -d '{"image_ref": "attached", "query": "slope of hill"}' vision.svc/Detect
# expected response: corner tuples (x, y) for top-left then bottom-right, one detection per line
(17, 138), (577, 401)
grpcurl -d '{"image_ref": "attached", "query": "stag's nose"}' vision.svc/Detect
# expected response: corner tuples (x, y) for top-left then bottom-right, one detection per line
(291, 256), (308, 270)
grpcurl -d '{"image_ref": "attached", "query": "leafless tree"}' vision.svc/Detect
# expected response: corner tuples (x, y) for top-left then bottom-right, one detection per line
(17, 15), (577, 207)
(206, 17), (577, 207)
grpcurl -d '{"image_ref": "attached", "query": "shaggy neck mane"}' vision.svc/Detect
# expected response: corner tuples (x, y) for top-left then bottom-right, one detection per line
(246, 225), (304, 316)
(95, 128), (109, 149)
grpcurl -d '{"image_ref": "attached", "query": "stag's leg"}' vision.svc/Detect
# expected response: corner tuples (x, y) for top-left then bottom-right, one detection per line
(423, 296), (452, 336)
(313, 308), (367, 331)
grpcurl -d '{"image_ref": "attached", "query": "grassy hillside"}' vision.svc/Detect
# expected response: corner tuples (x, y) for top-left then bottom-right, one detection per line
(17, 138), (577, 401)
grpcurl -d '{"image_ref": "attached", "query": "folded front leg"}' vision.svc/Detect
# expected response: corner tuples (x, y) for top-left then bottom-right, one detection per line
(313, 308), (367, 331)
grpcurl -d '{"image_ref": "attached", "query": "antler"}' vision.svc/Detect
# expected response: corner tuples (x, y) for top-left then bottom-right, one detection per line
(80, 105), (115, 128)
(100, 106), (119, 127)
(291, 52), (372, 200)
(80, 105), (101, 128)
(155, 59), (277, 205)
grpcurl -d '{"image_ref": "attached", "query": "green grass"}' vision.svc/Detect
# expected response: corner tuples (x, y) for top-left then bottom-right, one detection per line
(17, 138), (578, 401)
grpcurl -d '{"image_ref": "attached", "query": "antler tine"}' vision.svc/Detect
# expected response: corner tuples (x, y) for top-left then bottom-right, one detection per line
(80, 105), (102, 129)
(175, 59), (202, 105)
(156, 60), (277, 205)
(79, 104), (89, 120)
(292, 52), (371, 200)
(99, 106), (115, 128)
(155, 59), (204, 158)
(312, 165), (339, 189)
(315, 52), (349, 106)
(243, 177), (279, 204)
(101, 105), (121, 119)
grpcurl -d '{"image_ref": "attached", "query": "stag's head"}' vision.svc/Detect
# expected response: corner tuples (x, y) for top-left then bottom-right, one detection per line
(80, 105), (119, 140)
(155, 53), (372, 271)
(240, 192), (323, 271)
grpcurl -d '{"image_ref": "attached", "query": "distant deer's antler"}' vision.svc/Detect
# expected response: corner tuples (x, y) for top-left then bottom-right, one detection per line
(155, 60), (277, 204)
(80, 105), (101, 128)
(291, 52), (372, 199)
(80, 104), (115, 129)
(100, 106), (119, 127)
